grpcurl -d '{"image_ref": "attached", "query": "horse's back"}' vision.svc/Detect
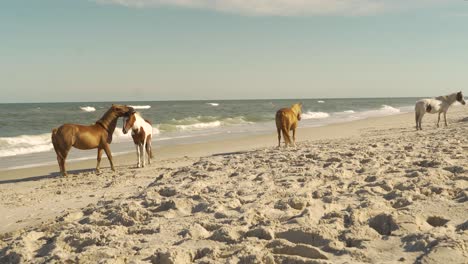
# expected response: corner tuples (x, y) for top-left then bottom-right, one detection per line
(415, 99), (441, 114)
(55, 123), (103, 149)
(276, 108), (296, 128)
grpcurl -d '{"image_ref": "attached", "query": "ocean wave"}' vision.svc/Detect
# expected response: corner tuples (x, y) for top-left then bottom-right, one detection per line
(157, 115), (252, 132)
(129, 105), (151, 109)
(317, 100), (325, 103)
(378, 105), (401, 114)
(80, 106), (96, 112)
(207, 103), (219, 106)
(176, 121), (222, 131)
(346, 105), (400, 120)
(0, 133), (53, 157)
(302, 111), (330, 120)
(343, 110), (355, 113)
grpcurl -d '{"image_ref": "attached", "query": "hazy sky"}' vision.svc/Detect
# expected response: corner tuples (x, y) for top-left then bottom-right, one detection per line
(1, 0), (468, 103)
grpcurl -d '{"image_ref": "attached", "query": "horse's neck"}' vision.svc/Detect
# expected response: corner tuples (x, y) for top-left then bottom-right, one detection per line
(132, 114), (144, 131)
(436, 93), (457, 105)
(97, 110), (118, 133)
(107, 118), (118, 134)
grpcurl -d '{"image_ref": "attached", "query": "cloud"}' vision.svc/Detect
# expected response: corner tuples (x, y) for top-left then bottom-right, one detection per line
(95, 0), (450, 16)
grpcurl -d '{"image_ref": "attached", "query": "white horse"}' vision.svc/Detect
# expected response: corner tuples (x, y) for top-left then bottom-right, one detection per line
(122, 112), (153, 167)
(415, 91), (465, 130)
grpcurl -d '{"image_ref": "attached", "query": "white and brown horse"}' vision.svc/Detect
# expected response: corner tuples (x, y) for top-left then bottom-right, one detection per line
(123, 112), (153, 168)
(51, 104), (135, 176)
(275, 103), (302, 148)
(415, 91), (465, 130)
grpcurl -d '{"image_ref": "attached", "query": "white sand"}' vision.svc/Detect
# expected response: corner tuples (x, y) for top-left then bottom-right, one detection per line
(1, 107), (467, 263)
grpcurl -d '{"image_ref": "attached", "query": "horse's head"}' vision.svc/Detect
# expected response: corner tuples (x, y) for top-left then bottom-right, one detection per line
(457, 91), (466, 105)
(292, 103), (303, 121)
(111, 104), (136, 117)
(122, 112), (136, 134)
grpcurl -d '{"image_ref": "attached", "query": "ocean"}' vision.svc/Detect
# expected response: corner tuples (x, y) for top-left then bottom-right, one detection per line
(0, 98), (419, 171)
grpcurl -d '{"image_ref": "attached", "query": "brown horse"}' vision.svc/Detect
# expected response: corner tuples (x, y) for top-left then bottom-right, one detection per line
(51, 104), (135, 176)
(275, 103), (302, 148)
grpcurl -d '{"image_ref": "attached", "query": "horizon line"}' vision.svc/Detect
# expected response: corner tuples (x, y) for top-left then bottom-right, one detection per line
(0, 96), (426, 104)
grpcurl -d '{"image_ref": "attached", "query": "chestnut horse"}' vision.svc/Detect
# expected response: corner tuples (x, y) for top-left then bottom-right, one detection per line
(275, 103), (302, 148)
(122, 112), (153, 168)
(51, 104), (135, 176)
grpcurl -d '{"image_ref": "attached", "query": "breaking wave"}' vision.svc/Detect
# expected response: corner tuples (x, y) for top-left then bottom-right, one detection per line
(80, 106), (96, 112)
(302, 111), (330, 120)
(129, 105), (151, 109)
(0, 133), (53, 157)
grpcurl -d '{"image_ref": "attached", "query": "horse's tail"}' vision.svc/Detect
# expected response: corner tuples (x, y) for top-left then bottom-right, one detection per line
(276, 111), (291, 145)
(146, 143), (153, 159)
(51, 128), (63, 159)
(146, 135), (153, 159)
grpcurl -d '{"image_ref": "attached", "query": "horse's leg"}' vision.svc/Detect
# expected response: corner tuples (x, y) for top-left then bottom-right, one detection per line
(103, 143), (115, 172)
(415, 111), (420, 130)
(135, 144), (140, 168)
(96, 148), (103, 173)
(419, 112), (425, 130)
(292, 128), (297, 148)
(60, 148), (70, 176)
(277, 127), (281, 148)
(444, 111), (448, 127)
(281, 122), (291, 148)
(146, 136), (152, 165)
(437, 112), (441, 128)
(141, 139), (146, 168)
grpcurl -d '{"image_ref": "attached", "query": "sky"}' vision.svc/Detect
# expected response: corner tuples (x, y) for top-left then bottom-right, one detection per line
(1, 0), (468, 103)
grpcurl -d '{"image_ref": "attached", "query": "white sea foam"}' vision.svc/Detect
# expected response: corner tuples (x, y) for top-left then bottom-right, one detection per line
(349, 105), (401, 120)
(129, 105), (151, 109)
(207, 103), (219, 106)
(380, 105), (400, 112)
(317, 100), (325, 103)
(0, 133), (53, 157)
(343, 110), (355, 113)
(176, 121), (221, 131)
(302, 111), (330, 120)
(80, 106), (96, 112)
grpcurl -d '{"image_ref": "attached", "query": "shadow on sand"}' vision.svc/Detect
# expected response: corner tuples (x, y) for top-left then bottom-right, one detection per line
(211, 151), (249, 157)
(0, 168), (97, 185)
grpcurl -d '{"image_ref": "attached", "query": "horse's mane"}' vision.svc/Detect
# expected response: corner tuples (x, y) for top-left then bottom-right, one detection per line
(96, 107), (119, 143)
(291, 103), (302, 115)
(435, 92), (460, 103)
(133, 112), (152, 125)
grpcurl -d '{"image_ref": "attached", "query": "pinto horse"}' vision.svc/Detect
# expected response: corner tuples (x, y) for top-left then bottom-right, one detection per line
(275, 103), (303, 148)
(415, 91), (465, 130)
(122, 112), (153, 168)
(51, 104), (135, 176)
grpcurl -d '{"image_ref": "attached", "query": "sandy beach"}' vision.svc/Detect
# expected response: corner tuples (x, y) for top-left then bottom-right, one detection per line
(1, 106), (467, 263)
